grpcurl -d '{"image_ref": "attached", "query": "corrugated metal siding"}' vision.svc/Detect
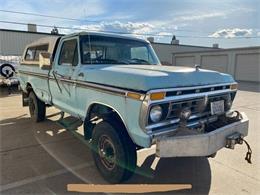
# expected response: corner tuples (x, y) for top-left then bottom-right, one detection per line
(175, 56), (195, 67)
(173, 47), (260, 82)
(0, 30), (56, 55)
(235, 53), (260, 82)
(151, 43), (217, 65)
(201, 55), (228, 73)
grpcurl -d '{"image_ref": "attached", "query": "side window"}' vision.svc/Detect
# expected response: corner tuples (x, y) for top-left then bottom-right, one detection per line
(24, 44), (48, 61)
(131, 47), (148, 60)
(34, 45), (49, 60)
(25, 47), (36, 60)
(58, 39), (78, 66)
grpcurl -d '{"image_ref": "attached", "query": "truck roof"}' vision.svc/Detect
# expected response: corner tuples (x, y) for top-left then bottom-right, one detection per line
(25, 36), (61, 51)
(26, 36), (61, 47)
(63, 31), (149, 43)
(26, 31), (149, 51)
(24, 31), (149, 51)
(22, 31), (149, 64)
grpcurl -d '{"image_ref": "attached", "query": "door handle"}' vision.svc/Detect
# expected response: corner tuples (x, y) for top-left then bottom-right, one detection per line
(62, 75), (71, 80)
(78, 72), (84, 77)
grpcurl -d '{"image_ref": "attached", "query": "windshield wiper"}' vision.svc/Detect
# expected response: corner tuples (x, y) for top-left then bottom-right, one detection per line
(92, 59), (128, 64)
(129, 58), (151, 65)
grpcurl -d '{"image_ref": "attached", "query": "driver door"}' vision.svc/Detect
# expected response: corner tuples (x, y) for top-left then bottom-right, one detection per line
(50, 38), (79, 114)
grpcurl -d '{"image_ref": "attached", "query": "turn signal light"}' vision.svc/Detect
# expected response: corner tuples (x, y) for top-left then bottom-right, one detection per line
(230, 83), (238, 90)
(150, 92), (166, 100)
(127, 92), (142, 100)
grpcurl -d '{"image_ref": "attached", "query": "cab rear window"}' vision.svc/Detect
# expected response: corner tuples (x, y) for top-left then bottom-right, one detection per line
(25, 44), (49, 61)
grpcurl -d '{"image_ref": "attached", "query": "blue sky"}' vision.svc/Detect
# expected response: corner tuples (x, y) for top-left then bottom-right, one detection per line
(0, 0), (259, 48)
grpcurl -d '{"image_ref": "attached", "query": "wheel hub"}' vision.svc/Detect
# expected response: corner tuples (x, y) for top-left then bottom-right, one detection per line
(98, 135), (116, 170)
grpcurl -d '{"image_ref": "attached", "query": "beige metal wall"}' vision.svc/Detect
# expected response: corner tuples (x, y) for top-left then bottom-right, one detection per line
(235, 53), (260, 82)
(151, 43), (218, 65)
(173, 47), (260, 82)
(0, 30), (59, 55)
(175, 56), (195, 67)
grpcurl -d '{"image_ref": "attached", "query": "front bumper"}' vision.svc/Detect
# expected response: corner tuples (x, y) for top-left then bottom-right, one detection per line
(156, 112), (249, 157)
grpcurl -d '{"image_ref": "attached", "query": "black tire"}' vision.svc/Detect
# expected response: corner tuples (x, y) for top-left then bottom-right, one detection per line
(28, 91), (46, 122)
(91, 119), (137, 183)
(0, 64), (15, 78)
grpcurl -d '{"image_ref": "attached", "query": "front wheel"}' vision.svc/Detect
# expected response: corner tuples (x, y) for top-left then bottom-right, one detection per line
(28, 91), (46, 122)
(91, 119), (137, 183)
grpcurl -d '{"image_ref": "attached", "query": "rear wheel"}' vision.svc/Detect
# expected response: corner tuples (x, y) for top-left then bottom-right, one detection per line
(91, 119), (137, 183)
(28, 91), (46, 122)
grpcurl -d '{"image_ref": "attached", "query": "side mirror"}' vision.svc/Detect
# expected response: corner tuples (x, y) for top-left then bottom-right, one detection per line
(39, 52), (51, 70)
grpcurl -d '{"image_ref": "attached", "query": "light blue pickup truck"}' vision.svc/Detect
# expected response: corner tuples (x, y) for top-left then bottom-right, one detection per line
(18, 32), (250, 183)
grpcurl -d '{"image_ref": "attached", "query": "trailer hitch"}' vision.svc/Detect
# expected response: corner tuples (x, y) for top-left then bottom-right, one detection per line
(226, 132), (252, 164)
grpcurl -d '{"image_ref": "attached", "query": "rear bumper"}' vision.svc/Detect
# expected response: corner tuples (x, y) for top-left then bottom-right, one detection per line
(156, 112), (249, 157)
(0, 77), (19, 86)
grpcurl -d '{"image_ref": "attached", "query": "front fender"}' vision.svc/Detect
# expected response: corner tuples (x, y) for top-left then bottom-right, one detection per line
(78, 87), (151, 147)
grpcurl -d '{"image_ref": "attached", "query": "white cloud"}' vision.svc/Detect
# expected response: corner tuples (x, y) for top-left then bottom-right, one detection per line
(67, 21), (179, 36)
(71, 21), (155, 35)
(59, 21), (176, 41)
(257, 32), (260, 37)
(157, 32), (173, 36)
(174, 12), (226, 22)
(209, 28), (253, 38)
(173, 7), (254, 22)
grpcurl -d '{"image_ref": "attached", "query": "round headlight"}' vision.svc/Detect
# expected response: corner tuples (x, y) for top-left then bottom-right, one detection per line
(150, 105), (163, 123)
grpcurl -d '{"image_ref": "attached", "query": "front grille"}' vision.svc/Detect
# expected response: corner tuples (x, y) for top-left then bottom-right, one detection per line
(166, 94), (230, 120)
(167, 98), (205, 119)
(166, 85), (230, 97)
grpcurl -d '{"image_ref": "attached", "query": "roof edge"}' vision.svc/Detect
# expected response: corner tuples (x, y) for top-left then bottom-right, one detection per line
(173, 46), (260, 54)
(0, 28), (63, 36)
(151, 42), (219, 49)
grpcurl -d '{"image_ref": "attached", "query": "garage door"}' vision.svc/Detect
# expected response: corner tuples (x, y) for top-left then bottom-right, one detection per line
(235, 53), (260, 82)
(201, 55), (228, 73)
(175, 56), (195, 67)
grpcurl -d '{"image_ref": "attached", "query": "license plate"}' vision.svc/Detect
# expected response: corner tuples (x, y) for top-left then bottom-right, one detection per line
(211, 100), (224, 115)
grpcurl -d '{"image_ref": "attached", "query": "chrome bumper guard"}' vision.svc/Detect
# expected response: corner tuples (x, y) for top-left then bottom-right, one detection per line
(156, 112), (249, 157)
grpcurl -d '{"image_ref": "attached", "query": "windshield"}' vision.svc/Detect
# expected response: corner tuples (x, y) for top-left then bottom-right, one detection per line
(80, 35), (160, 65)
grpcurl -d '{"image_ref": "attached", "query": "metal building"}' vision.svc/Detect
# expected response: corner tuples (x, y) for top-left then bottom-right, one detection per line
(151, 42), (219, 65)
(0, 29), (60, 56)
(173, 47), (260, 82)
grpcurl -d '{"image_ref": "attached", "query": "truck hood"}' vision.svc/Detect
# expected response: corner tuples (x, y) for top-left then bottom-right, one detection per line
(82, 65), (235, 91)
